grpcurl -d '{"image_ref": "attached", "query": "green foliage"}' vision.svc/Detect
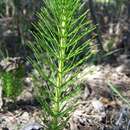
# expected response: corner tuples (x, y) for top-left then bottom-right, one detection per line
(108, 82), (130, 107)
(28, 0), (96, 130)
(2, 72), (14, 98)
(1, 65), (24, 101)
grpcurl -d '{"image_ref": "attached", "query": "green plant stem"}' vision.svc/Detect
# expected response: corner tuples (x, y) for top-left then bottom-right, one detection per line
(29, 1), (95, 129)
(53, 9), (66, 129)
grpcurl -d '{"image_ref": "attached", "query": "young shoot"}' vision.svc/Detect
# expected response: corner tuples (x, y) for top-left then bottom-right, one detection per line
(28, 0), (96, 130)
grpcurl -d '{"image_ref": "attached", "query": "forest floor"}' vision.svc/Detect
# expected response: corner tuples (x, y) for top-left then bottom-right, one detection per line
(0, 56), (130, 130)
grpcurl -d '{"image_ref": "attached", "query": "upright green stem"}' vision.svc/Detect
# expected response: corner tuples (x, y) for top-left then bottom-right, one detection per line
(30, 0), (95, 130)
(53, 8), (66, 129)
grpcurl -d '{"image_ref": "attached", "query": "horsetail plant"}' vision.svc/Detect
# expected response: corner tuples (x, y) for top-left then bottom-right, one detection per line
(28, 0), (96, 130)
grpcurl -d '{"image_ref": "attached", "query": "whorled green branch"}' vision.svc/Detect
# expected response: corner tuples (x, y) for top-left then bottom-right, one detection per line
(28, 0), (96, 130)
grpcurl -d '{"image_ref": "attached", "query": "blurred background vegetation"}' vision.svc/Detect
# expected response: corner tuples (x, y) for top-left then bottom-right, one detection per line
(0, 0), (130, 62)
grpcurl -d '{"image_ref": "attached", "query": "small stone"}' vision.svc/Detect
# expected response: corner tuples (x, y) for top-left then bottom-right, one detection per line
(20, 112), (30, 123)
(17, 90), (33, 102)
(92, 99), (105, 112)
(21, 122), (43, 130)
(116, 65), (126, 73)
(83, 86), (91, 100)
